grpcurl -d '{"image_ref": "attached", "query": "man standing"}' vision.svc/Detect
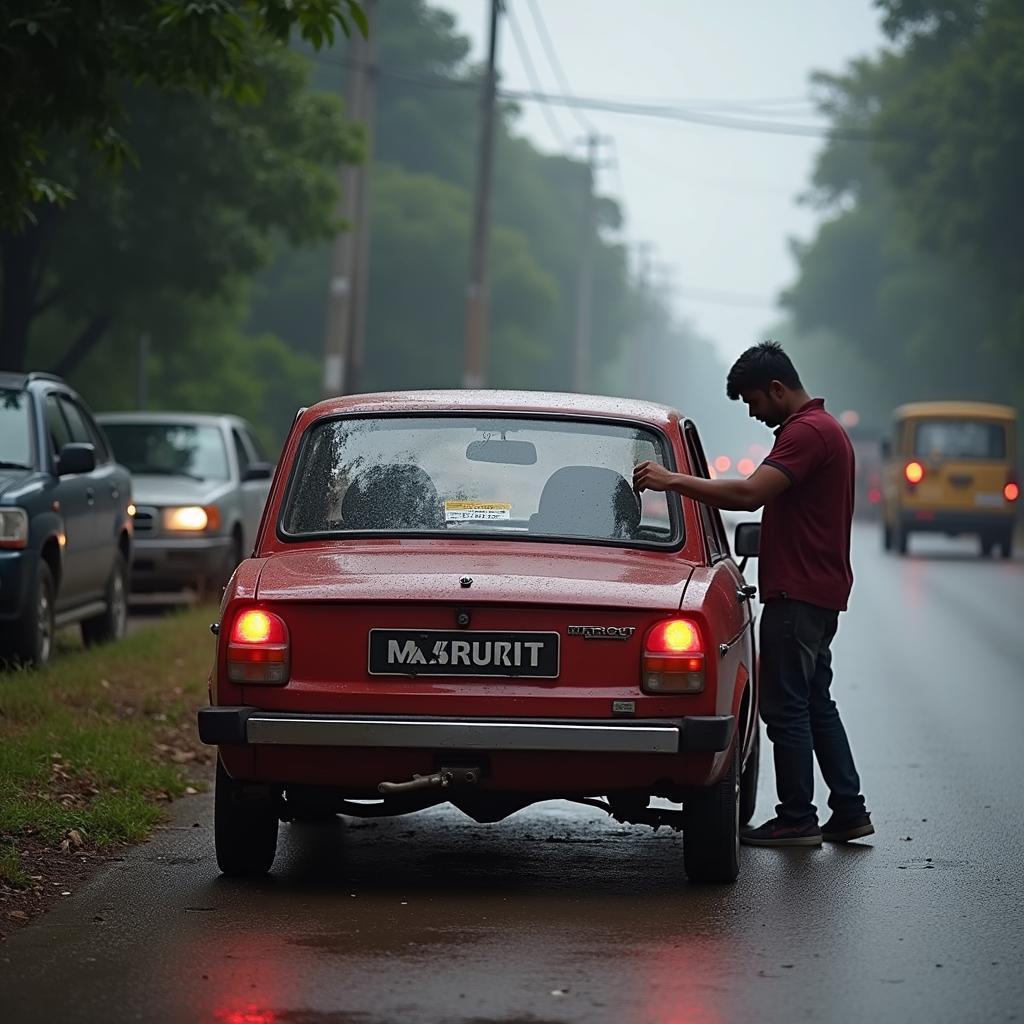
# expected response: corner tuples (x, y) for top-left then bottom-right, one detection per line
(633, 340), (872, 847)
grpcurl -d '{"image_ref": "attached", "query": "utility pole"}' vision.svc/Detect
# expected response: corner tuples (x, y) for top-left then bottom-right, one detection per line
(346, 0), (379, 395)
(462, 0), (502, 389)
(572, 132), (611, 393)
(321, 2), (377, 399)
(630, 241), (654, 398)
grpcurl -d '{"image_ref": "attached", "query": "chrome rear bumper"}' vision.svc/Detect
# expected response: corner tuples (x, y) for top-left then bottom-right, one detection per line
(198, 708), (734, 754)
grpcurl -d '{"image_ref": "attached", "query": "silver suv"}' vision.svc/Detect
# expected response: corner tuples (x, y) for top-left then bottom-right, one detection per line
(96, 412), (272, 596)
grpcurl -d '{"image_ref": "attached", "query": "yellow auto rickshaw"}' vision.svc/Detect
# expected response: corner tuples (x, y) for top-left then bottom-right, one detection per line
(881, 401), (1018, 557)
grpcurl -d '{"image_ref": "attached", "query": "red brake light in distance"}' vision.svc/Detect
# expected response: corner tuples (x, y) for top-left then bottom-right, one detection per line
(1005, 482), (1019, 503)
(642, 617), (705, 694)
(904, 461), (925, 485)
(227, 608), (289, 684)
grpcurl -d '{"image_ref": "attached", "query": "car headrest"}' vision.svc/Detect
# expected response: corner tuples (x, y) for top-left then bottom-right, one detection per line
(340, 463), (443, 531)
(530, 465), (641, 540)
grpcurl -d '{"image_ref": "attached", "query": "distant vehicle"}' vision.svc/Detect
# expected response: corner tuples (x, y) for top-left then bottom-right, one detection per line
(0, 372), (132, 667)
(848, 429), (883, 520)
(881, 400), (1018, 557)
(96, 412), (273, 596)
(199, 390), (760, 884)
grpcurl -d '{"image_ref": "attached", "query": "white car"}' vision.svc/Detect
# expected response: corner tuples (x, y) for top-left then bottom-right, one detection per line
(96, 412), (273, 596)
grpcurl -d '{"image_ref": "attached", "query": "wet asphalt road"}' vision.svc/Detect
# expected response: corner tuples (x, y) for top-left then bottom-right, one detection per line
(3, 522), (1023, 1024)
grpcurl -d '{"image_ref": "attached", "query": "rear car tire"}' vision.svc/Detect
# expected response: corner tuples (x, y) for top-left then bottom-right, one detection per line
(683, 743), (740, 883)
(214, 758), (279, 876)
(6, 560), (56, 668)
(739, 729), (760, 827)
(893, 520), (908, 555)
(1000, 529), (1014, 560)
(882, 519), (893, 551)
(81, 552), (129, 646)
(980, 534), (996, 558)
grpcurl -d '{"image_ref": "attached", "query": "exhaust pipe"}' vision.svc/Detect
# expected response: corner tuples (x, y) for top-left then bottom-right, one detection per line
(378, 766), (481, 796)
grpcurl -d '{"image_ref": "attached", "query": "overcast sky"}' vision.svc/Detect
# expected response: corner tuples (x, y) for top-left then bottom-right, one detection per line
(437, 1), (887, 365)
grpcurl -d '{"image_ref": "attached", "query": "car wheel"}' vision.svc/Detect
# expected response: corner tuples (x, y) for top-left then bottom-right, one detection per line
(7, 561), (56, 668)
(894, 521), (908, 556)
(980, 534), (996, 558)
(882, 520), (892, 551)
(197, 533), (241, 604)
(214, 758), (279, 876)
(683, 742), (740, 883)
(81, 553), (129, 646)
(1000, 529), (1014, 560)
(739, 728), (760, 827)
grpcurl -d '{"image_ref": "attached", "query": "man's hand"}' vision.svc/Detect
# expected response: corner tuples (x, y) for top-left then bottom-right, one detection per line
(633, 461), (676, 492)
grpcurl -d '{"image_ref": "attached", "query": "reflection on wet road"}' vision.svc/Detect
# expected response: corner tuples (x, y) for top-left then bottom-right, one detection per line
(2, 525), (1022, 1023)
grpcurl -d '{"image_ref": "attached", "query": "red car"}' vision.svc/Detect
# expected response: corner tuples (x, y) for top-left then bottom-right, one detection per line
(198, 391), (760, 883)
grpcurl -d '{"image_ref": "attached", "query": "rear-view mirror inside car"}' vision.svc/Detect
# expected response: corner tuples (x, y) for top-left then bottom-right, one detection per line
(466, 439), (538, 465)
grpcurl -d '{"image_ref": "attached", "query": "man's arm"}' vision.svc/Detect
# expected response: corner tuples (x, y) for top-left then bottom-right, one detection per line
(632, 461), (791, 512)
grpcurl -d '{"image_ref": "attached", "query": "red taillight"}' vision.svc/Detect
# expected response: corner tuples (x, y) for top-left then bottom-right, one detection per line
(1005, 482), (1019, 503)
(227, 608), (289, 684)
(642, 617), (705, 694)
(905, 461), (925, 485)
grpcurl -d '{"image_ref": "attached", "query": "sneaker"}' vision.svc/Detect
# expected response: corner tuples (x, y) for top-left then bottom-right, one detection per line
(821, 812), (874, 843)
(740, 817), (822, 847)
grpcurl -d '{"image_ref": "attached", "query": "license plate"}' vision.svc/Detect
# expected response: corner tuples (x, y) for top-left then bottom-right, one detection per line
(975, 493), (1004, 507)
(368, 629), (560, 678)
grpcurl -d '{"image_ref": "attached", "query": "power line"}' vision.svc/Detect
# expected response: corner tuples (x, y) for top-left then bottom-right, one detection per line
(523, 0), (595, 135)
(505, 4), (572, 150)
(311, 53), (892, 142)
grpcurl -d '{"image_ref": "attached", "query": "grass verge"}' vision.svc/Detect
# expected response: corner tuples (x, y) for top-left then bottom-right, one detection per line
(0, 606), (217, 935)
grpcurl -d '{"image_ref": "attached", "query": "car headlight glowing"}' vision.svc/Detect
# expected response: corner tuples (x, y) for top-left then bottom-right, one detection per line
(0, 508), (29, 549)
(163, 506), (219, 532)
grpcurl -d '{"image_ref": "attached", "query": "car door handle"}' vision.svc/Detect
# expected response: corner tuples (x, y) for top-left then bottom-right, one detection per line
(111, 488), (119, 500)
(86, 487), (96, 506)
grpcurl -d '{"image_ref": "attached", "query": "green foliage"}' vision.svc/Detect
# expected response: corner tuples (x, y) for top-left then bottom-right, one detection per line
(1, 44), (358, 424)
(0, 606), (213, 847)
(252, 0), (698, 399)
(780, 0), (1023, 430)
(0, 0), (367, 227)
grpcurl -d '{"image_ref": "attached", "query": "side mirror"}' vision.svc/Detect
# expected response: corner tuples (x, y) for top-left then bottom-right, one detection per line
(734, 522), (760, 573)
(58, 442), (96, 476)
(242, 462), (273, 482)
(880, 439), (891, 459)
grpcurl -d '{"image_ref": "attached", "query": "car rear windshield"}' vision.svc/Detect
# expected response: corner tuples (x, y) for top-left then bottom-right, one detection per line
(0, 388), (32, 468)
(102, 422), (230, 481)
(281, 415), (682, 547)
(913, 420), (1008, 460)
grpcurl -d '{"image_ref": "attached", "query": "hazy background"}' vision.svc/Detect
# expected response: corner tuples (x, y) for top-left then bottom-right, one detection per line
(440, 0), (887, 365)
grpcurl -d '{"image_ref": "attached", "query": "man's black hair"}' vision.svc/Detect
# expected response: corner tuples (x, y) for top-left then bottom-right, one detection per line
(726, 340), (803, 400)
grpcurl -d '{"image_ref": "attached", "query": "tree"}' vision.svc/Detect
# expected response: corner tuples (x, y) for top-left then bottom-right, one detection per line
(0, 47), (361, 373)
(251, 0), (639, 394)
(0, 0), (367, 227)
(778, 2), (1023, 424)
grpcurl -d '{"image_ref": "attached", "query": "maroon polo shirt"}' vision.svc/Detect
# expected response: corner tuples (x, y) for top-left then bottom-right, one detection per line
(759, 398), (854, 611)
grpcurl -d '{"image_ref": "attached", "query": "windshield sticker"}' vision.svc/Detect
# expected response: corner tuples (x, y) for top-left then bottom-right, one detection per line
(444, 500), (512, 522)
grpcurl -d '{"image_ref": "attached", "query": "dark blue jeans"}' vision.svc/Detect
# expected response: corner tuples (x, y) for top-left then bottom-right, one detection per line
(759, 599), (867, 825)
